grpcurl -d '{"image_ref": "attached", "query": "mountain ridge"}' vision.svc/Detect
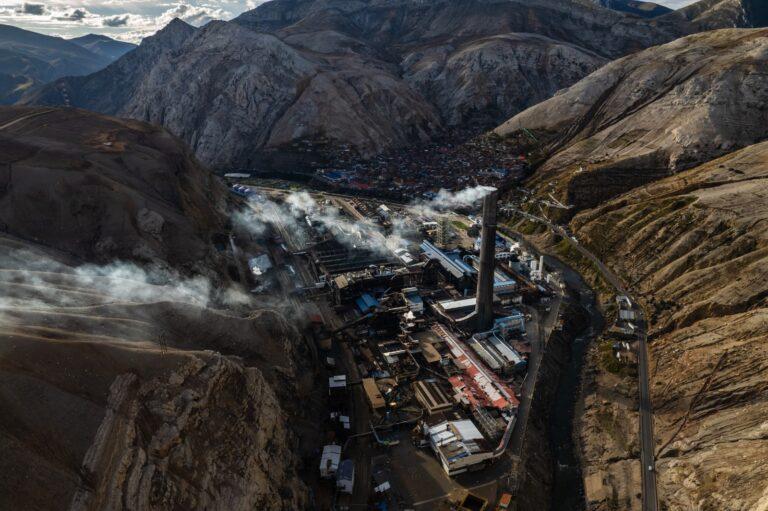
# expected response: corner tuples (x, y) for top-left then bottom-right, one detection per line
(21, 0), (735, 169)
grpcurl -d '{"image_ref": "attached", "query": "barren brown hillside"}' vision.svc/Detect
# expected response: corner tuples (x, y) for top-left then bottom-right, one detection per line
(0, 107), (312, 510)
(571, 142), (768, 510)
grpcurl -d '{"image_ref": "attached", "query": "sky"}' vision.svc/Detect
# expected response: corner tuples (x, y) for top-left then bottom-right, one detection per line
(0, 0), (700, 44)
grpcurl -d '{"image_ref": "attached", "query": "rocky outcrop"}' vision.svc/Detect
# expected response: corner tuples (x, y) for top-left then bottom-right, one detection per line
(402, 33), (605, 127)
(68, 356), (307, 511)
(23, 0), (742, 169)
(570, 141), (768, 510)
(495, 28), (768, 210)
(0, 265), (311, 511)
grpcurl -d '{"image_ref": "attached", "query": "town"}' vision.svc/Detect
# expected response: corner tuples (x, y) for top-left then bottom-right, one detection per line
(227, 179), (571, 510)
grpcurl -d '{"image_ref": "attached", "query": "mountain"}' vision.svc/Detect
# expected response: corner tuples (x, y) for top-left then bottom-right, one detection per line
(22, 0), (722, 170)
(495, 27), (768, 211)
(670, 0), (768, 29)
(69, 34), (136, 61)
(571, 140), (768, 511)
(491, 26), (768, 510)
(0, 24), (112, 104)
(592, 0), (672, 18)
(0, 106), (311, 510)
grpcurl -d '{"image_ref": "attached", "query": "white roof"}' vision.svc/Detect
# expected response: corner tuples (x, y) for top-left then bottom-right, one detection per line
(619, 309), (637, 320)
(329, 375), (347, 388)
(320, 445), (341, 474)
(452, 419), (484, 441)
(438, 297), (477, 312)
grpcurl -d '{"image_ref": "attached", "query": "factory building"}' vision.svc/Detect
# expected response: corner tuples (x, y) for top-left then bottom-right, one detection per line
(426, 418), (493, 476)
(363, 378), (386, 410)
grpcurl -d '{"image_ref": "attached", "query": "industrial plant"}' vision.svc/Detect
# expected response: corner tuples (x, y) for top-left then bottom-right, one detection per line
(228, 181), (564, 510)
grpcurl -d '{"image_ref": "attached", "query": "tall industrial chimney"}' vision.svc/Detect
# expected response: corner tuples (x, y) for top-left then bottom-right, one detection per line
(474, 188), (498, 331)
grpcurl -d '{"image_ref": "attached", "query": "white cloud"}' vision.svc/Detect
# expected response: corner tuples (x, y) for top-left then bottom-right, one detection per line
(0, 0), (267, 42)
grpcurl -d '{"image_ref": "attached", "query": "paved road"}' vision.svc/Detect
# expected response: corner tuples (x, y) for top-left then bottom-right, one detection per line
(506, 206), (658, 511)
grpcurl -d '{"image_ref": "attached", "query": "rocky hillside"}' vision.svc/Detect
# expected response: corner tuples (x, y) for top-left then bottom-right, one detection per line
(23, 0), (746, 169)
(670, 0), (768, 30)
(495, 28), (768, 210)
(0, 24), (114, 104)
(0, 107), (312, 510)
(570, 141), (768, 510)
(0, 106), (227, 273)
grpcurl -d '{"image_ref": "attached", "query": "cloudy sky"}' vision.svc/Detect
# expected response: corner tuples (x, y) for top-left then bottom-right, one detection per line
(0, 0), (699, 43)
(0, 0), (266, 41)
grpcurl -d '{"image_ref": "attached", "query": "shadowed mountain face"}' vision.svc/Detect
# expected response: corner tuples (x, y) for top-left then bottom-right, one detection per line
(0, 106), (227, 271)
(670, 0), (768, 29)
(69, 34), (136, 61)
(0, 106), (311, 510)
(592, 0), (672, 18)
(0, 25), (117, 104)
(23, 0), (753, 170)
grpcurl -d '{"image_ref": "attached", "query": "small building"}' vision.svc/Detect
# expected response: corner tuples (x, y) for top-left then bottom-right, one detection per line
(355, 293), (380, 314)
(402, 287), (424, 314)
(414, 380), (455, 415)
(320, 445), (342, 478)
(362, 378), (386, 410)
(336, 459), (355, 494)
(248, 253), (273, 277)
(619, 309), (637, 321)
(377, 204), (391, 220)
(329, 374), (347, 394)
(494, 312), (525, 333)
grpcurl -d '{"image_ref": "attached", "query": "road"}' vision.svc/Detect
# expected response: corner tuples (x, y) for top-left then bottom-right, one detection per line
(505, 206), (658, 511)
(0, 108), (56, 131)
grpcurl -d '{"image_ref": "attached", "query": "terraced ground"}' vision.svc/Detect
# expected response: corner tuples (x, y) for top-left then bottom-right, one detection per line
(571, 142), (768, 510)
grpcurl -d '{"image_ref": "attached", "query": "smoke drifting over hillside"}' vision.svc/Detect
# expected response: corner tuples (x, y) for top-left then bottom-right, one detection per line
(233, 185), (496, 255)
(0, 249), (246, 314)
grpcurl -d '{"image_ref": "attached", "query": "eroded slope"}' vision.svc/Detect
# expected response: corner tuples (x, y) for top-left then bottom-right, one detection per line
(571, 142), (768, 510)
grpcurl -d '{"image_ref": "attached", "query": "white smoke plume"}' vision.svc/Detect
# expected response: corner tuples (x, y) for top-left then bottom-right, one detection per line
(408, 185), (496, 219)
(232, 184), (495, 262)
(0, 248), (240, 314)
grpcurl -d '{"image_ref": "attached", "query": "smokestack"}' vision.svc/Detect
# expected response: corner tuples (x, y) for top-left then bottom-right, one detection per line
(474, 188), (498, 330)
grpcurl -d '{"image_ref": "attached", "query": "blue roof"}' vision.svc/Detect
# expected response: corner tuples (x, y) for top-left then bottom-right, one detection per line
(356, 293), (380, 313)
